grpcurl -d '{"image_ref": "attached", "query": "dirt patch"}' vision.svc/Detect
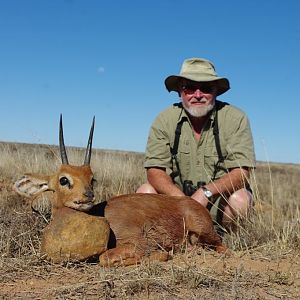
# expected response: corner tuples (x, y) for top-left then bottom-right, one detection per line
(1, 252), (299, 299)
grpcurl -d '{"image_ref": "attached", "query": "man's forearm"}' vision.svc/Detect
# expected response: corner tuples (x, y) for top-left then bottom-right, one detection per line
(206, 167), (250, 197)
(147, 168), (184, 196)
(191, 167), (250, 207)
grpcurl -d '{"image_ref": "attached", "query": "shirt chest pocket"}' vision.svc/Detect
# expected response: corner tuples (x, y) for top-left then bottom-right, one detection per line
(204, 146), (227, 178)
(204, 146), (219, 158)
(176, 140), (191, 176)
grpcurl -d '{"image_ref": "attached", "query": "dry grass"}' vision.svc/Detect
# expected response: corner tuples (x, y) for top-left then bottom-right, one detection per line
(0, 141), (299, 299)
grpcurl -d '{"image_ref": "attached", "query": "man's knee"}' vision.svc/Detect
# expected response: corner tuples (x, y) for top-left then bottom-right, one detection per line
(222, 188), (253, 229)
(136, 183), (158, 194)
(228, 188), (253, 215)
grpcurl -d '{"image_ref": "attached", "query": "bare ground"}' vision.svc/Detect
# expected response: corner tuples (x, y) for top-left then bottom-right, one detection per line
(1, 244), (299, 299)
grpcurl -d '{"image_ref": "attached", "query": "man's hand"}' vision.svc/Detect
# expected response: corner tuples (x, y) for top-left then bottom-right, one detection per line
(191, 188), (209, 207)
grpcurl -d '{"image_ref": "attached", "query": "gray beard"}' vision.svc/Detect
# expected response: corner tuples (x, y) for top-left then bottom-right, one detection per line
(182, 102), (215, 118)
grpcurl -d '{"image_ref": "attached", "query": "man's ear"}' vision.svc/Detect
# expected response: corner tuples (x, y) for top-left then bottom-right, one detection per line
(13, 174), (52, 198)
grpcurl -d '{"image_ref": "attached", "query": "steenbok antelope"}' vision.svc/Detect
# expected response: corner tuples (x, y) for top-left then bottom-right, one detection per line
(14, 116), (229, 266)
(14, 116), (110, 262)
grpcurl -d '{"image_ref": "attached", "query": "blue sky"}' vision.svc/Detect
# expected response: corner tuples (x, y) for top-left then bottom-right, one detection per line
(0, 0), (299, 164)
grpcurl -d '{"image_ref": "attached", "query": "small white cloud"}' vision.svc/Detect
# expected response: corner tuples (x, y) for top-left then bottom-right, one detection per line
(97, 66), (105, 74)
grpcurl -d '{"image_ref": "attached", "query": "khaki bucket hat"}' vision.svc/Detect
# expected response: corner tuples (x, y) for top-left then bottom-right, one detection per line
(164, 58), (230, 96)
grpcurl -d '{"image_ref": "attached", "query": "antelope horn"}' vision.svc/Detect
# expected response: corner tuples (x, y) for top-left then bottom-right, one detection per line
(84, 116), (95, 165)
(59, 114), (69, 165)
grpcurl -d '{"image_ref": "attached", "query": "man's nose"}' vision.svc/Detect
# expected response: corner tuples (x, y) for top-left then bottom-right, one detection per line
(194, 89), (204, 97)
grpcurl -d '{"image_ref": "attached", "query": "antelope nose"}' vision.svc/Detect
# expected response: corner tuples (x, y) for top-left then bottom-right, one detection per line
(84, 190), (94, 200)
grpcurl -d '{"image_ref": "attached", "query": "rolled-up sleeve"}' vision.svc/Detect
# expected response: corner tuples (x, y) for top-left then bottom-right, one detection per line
(224, 112), (256, 169)
(144, 113), (172, 170)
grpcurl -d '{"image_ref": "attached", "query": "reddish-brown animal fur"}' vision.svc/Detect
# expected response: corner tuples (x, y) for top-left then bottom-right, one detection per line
(92, 193), (229, 266)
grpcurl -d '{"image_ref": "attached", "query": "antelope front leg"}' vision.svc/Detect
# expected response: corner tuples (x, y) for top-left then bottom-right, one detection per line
(99, 244), (144, 267)
(99, 244), (170, 267)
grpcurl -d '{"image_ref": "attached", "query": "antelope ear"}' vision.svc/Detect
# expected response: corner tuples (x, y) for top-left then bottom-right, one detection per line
(13, 174), (51, 198)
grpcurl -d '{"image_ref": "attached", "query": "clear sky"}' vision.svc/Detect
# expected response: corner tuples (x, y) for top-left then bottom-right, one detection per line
(1, 0), (299, 164)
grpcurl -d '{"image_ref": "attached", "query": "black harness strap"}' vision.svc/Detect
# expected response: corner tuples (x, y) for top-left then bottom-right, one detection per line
(209, 102), (228, 234)
(170, 116), (188, 185)
(213, 106), (224, 163)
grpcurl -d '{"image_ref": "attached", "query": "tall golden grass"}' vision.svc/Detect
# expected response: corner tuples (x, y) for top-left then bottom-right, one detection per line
(0, 141), (299, 298)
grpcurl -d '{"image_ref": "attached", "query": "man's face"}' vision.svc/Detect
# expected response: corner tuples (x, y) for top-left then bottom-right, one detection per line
(179, 80), (217, 118)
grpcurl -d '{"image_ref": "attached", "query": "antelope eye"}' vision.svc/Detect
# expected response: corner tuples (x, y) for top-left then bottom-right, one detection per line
(59, 176), (70, 186)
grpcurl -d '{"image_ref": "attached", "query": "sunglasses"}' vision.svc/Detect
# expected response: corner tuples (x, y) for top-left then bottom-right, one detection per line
(181, 83), (215, 94)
